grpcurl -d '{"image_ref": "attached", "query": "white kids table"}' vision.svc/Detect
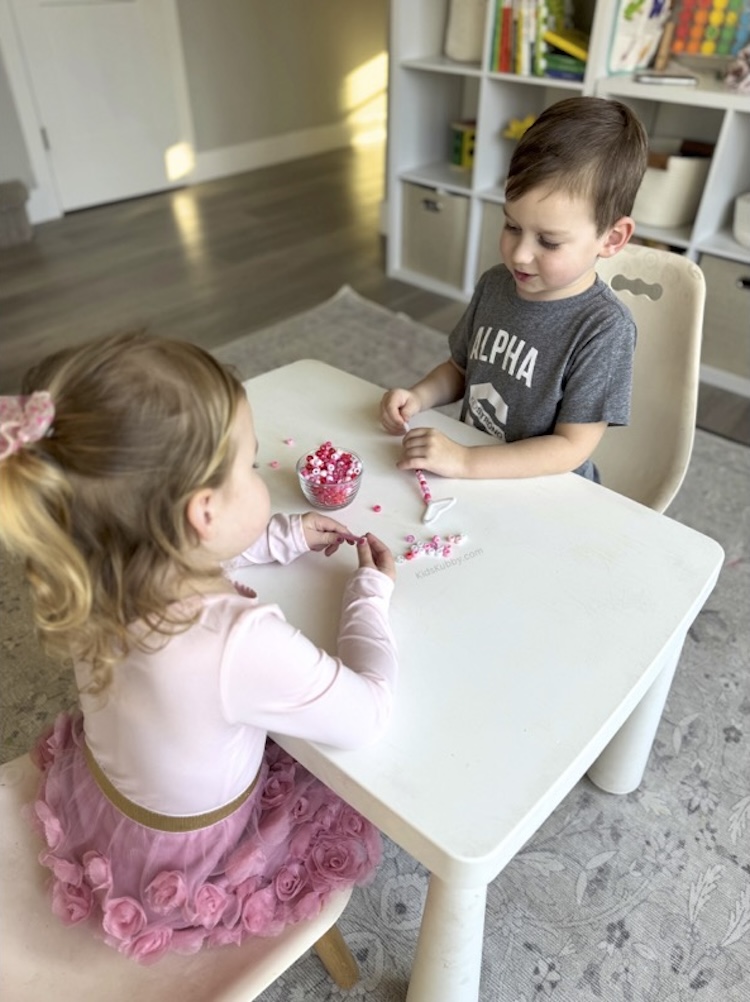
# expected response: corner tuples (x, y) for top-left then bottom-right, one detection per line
(237, 361), (724, 1002)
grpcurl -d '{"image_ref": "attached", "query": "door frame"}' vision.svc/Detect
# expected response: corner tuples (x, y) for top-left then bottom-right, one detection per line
(0, 0), (194, 223)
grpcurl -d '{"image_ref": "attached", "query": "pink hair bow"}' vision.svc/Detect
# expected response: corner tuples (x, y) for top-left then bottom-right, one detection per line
(0, 392), (55, 461)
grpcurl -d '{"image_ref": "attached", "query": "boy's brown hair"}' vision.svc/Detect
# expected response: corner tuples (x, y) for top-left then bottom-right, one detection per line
(505, 96), (648, 234)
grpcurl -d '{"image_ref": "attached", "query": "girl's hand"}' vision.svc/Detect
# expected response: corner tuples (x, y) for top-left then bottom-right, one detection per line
(397, 426), (468, 478)
(380, 388), (421, 435)
(356, 532), (396, 582)
(301, 512), (354, 556)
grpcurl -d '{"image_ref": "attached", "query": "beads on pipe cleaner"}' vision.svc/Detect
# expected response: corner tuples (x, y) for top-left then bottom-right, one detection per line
(414, 469), (457, 524)
(415, 469), (432, 503)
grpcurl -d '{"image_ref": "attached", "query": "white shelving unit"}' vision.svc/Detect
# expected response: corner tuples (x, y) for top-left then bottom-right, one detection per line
(386, 0), (750, 394)
(595, 72), (750, 265)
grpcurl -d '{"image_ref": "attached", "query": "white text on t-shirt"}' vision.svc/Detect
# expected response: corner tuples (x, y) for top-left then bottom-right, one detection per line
(469, 326), (537, 388)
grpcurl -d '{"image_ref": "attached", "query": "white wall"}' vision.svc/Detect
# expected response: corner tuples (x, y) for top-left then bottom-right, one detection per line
(0, 43), (33, 188)
(0, 0), (389, 216)
(179, 0), (389, 184)
(180, 0), (388, 149)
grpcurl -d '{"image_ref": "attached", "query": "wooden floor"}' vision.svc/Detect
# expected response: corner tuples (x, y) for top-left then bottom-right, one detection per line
(1, 142), (748, 444)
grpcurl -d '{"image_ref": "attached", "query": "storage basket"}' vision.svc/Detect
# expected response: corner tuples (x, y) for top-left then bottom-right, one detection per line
(401, 182), (469, 287)
(476, 200), (504, 279)
(632, 142), (710, 229)
(699, 254), (750, 381)
(443, 0), (488, 62)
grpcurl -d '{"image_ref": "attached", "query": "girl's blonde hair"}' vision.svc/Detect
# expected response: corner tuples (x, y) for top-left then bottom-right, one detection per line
(0, 332), (245, 692)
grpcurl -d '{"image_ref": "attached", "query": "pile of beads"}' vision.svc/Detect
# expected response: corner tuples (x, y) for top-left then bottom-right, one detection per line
(397, 532), (467, 563)
(297, 442), (363, 510)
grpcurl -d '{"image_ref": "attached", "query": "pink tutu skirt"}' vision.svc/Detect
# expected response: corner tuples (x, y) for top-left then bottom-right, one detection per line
(25, 712), (381, 964)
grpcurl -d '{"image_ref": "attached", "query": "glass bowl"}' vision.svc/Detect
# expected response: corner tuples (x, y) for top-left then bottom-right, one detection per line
(296, 447), (363, 511)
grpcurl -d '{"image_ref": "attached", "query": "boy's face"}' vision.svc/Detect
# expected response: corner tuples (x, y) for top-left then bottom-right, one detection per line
(500, 186), (618, 302)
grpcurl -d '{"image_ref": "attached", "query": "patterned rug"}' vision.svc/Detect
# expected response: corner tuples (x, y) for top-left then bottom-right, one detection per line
(1, 286), (748, 1000)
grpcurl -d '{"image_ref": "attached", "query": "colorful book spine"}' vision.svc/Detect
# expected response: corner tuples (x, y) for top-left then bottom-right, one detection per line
(493, 0), (585, 78)
(489, 0), (513, 73)
(513, 1), (524, 75)
(490, 0), (502, 71)
(500, 0), (513, 71)
(533, 1), (548, 76)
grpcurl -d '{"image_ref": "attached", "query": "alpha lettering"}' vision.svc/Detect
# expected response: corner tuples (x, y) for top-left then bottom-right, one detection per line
(469, 327), (537, 387)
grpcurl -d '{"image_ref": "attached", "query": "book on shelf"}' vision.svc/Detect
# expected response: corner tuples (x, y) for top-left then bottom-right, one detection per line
(607, 0), (673, 74)
(489, 1), (589, 79)
(544, 51), (585, 80)
(489, 0), (513, 73)
(545, 52), (585, 70)
(541, 26), (590, 62)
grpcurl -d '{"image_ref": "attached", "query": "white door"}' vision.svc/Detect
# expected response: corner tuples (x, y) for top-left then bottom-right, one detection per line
(9, 0), (193, 211)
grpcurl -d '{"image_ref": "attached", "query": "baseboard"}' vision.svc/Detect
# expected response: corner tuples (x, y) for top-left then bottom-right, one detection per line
(26, 117), (386, 223)
(27, 187), (63, 225)
(191, 122), (357, 186)
(25, 122), (363, 223)
(700, 363), (750, 399)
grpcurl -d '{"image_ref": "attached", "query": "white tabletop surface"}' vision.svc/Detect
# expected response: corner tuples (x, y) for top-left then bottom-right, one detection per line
(236, 361), (724, 887)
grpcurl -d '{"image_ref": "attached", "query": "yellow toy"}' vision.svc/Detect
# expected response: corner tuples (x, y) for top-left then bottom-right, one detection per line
(502, 114), (536, 140)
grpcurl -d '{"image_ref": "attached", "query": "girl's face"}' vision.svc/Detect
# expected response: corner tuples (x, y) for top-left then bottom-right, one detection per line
(500, 186), (619, 301)
(200, 395), (271, 563)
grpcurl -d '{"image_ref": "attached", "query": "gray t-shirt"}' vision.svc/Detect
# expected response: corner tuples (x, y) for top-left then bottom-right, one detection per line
(448, 265), (636, 481)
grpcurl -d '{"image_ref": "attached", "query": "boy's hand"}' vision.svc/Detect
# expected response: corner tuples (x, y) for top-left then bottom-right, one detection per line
(301, 512), (354, 556)
(356, 532), (396, 582)
(380, 388), (421, 435)
(397, 427), (468, 478)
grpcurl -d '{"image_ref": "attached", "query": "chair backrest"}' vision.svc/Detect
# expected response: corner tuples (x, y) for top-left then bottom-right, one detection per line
(592, 243), (705, 513)
(0, 754), (356, 1001)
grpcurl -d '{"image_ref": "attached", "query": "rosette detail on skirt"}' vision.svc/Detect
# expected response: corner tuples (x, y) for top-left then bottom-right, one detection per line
(24, 712), (381, 964)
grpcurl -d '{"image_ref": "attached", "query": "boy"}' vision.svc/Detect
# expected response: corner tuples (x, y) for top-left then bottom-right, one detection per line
(380, 97), (649, 482)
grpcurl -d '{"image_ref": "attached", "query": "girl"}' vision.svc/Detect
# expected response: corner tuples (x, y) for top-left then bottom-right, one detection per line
(0, 331), (397, 964)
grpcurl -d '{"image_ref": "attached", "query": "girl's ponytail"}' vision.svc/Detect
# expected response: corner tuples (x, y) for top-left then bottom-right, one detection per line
(1, 332), (244, 693)
(0, 444), (92, 659)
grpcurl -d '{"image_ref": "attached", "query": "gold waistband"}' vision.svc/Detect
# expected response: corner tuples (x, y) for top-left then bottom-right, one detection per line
(83, 742), (259, 833)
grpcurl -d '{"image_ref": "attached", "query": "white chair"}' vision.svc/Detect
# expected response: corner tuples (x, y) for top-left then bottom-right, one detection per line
(0, 754), (359, 1001)
(593, 243), (706, 513)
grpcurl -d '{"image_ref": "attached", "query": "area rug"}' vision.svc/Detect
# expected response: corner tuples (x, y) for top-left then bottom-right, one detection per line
(1, 286), (748, 1001)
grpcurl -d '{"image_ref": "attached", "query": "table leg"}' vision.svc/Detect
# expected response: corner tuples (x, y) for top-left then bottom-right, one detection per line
(406, 875), (487, 1002)
(587, 637), (683, 795)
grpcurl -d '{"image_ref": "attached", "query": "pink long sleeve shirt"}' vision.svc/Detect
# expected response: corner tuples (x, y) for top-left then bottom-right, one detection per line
(78, 515), (397, 817)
